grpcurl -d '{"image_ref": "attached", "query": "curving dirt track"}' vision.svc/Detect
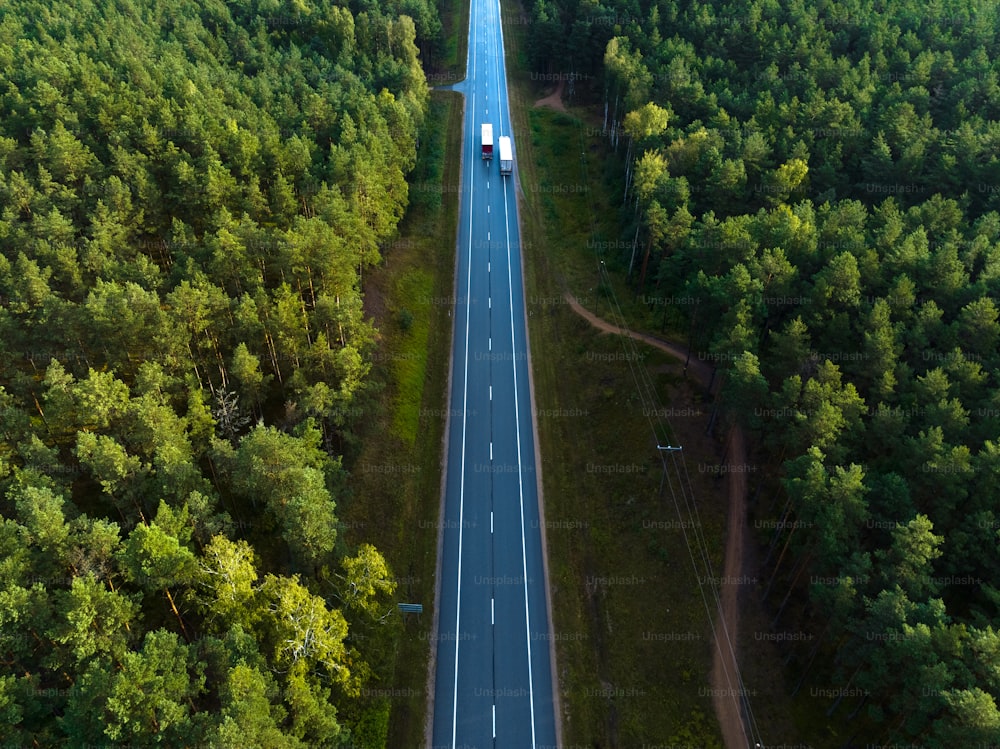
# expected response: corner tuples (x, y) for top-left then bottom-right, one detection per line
(533, 79), (568, 112)
(563, 292), (750, 749)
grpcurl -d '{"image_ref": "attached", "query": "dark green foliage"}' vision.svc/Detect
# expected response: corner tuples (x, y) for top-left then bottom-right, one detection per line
(542, 0), (1000, 740)
(0, 0), (428, 744)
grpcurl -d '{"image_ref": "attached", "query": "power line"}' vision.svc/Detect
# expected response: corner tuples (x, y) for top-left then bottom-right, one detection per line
(595, 257), (765, 748)
(560, 95), (766, 746)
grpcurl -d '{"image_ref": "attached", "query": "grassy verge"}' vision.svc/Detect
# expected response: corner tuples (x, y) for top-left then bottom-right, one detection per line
(518, 112), (728, 744)
(338, 89), (463, 748)
(501, 5), (729, 746)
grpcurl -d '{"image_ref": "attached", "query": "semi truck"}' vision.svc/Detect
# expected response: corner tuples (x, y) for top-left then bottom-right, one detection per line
(481, 123), (493, 160)
(498, 135), (513, 175)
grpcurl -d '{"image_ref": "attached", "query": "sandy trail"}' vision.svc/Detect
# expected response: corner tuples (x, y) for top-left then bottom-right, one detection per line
(533, 78), (568, 112)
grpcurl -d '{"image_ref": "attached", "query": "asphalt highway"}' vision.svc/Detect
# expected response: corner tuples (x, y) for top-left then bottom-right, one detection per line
(429, 0), (558, 746)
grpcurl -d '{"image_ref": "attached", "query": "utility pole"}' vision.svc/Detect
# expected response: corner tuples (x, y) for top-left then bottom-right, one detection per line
(656, 443), (682, 498)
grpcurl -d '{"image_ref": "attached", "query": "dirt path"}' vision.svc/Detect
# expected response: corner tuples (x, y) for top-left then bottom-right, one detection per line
(533, 78), (567, 112)
(712, 423), (750, 749)
(563, 293), (750, 749)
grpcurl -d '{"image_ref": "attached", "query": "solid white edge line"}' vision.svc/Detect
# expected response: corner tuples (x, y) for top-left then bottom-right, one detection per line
(450, 84), (478, 749)
(493, 0), (539, 742)
(504, 185), (538, 748)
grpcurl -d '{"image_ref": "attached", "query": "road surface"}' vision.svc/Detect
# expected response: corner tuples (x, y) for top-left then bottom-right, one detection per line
(429, 0), (558, 747)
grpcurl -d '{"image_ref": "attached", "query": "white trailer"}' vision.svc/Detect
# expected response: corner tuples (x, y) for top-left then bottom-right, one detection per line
(498, 135), (513, 175)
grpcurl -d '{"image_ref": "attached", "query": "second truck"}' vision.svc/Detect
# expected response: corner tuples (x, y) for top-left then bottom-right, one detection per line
(498, 135), (512, 175)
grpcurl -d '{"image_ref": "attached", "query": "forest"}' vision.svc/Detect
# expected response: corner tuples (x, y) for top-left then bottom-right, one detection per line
(524, 0), (1000, 743)
(0, 0), (438, 745)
